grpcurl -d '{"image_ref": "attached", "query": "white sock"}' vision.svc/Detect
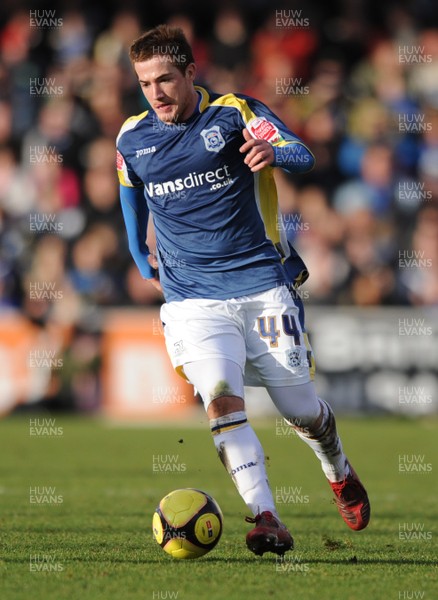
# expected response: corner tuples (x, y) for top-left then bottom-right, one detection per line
(287, 399), (349, 483)
(210, 411), (277, 517)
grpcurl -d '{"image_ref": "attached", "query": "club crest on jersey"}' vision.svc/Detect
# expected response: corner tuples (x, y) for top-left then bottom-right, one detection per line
(200, 126), (225, 153)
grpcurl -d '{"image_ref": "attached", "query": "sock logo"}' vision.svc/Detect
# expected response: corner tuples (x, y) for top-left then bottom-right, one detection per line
(231, 461), (257, 475)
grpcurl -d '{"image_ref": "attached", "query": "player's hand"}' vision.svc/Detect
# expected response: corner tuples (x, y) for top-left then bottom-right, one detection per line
(239, 128), (275, 172)
(147, 253), (163, 293)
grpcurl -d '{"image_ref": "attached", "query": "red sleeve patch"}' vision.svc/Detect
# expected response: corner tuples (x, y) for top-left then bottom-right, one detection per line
(246, 117), (283, 144)
(116, 150), (124, 171)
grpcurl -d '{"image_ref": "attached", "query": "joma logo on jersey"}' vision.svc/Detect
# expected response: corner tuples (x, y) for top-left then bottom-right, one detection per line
(200, 126), (226, 153)
(136, 146), (156, 157)
(145, 165), (231, 197)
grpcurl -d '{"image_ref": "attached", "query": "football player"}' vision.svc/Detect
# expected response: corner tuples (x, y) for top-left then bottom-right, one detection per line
(117, 24), (370, 556)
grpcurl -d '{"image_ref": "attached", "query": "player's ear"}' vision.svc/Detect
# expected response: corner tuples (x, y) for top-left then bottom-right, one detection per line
(185, 63), (196, 82)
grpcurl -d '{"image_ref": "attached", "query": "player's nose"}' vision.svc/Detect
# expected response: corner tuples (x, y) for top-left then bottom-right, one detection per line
(151, 83), (165, 100)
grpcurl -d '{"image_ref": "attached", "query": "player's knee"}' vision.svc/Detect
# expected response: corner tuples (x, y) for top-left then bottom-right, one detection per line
(286, 396), (336, 436)
(207, 395), (245, 419)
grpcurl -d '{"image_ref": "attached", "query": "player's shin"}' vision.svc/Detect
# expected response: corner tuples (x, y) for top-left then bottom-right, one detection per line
(210, 411), (277, 516)
(287, 398), (349, 483)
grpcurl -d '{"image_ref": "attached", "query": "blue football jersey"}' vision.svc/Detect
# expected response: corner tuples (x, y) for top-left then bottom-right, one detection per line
(117, 86), (314, 302)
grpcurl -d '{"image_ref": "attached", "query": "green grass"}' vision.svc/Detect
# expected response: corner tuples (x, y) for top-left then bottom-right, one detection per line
(0, 415), (437, 600)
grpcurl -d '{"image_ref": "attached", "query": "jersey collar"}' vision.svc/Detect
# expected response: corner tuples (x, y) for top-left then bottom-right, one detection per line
(194, 86), (210, 113)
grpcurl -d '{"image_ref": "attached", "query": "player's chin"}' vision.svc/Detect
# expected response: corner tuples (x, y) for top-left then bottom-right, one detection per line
(155, 106), (177, 123)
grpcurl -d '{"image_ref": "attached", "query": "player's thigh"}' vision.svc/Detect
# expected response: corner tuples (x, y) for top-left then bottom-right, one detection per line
(183, 358), (245, 410)
(160, 299), (246, 405)
(245, 285), (314, 387)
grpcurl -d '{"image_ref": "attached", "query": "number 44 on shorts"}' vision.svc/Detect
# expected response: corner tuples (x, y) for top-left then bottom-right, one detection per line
(257, 315), (301, 348)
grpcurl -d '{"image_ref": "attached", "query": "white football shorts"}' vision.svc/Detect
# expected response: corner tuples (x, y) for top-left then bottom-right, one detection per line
(160, 285), (315, 390)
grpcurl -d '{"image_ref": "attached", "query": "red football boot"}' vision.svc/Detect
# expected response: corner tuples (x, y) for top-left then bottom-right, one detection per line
(329, 462), (370, 531)
(245, 511), (294, 556)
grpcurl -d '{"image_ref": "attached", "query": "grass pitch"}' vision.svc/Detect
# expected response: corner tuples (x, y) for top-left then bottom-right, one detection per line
(0, 414), (437, 600)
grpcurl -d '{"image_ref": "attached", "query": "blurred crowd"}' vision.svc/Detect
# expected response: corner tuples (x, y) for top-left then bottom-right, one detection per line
(0, 1), (437, 409)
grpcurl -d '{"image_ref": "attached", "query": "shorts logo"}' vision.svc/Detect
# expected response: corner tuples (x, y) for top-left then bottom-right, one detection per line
(286, 347), (309, 372)
(174, 340), (184, 356)
(200, 126), (225, 153)
(287, 348), (302, 368)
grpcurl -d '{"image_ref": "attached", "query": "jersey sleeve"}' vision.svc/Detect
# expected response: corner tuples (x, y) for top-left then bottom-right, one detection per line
(116, 148), (143, 188)
(119, 184), (156, 280)
(116, 120), (156, 279)
(235, 94), (311, 288)
(240, 96), (315, 174)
